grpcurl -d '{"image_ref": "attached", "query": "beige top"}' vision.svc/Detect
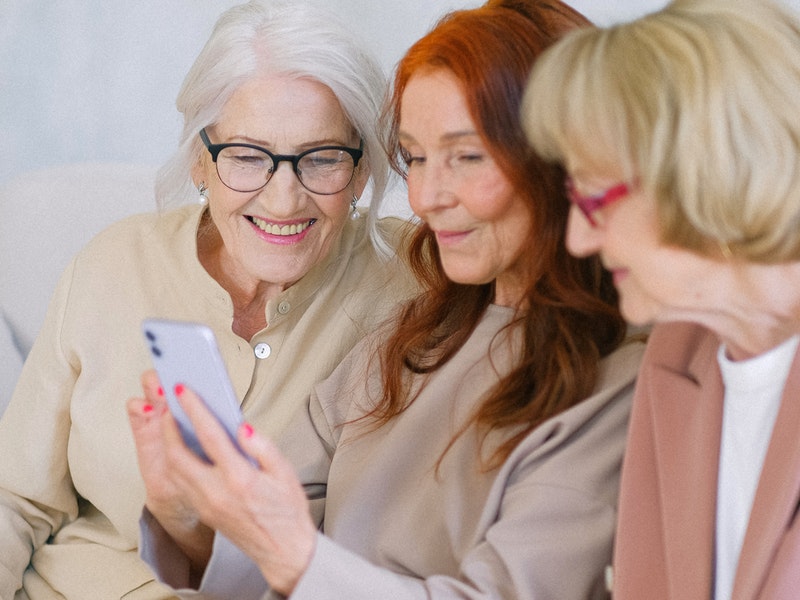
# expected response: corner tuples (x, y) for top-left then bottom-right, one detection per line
(144, 305), (644, 599)
(0, 203), (416, 600)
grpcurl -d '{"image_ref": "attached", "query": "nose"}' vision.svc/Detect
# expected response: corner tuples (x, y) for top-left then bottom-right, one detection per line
(407, 162), (457, 217)
(257, 161), (303, 216)
(565, 205), (604, 258)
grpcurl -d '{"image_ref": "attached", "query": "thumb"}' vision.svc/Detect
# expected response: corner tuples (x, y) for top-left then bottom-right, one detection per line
(238, 424), (295, 480)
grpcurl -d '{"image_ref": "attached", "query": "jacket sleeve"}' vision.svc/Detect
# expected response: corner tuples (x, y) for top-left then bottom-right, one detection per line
(0, 259), (81, 597)
(289, 481), (616, 600)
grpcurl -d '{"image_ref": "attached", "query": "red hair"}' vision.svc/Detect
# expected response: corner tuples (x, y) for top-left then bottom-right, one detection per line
(373, 1), (624, 468)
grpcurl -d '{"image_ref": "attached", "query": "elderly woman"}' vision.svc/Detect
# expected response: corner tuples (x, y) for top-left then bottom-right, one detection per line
(523, 0), (800, 598)
(129, 1), (645, 598)
(0, 2), (416, 598)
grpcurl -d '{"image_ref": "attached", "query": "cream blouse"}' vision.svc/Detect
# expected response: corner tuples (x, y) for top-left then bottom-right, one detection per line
(0, 203), (416, 600)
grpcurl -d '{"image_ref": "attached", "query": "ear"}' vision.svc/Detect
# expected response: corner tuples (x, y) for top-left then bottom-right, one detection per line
(191, 153), (210, 190)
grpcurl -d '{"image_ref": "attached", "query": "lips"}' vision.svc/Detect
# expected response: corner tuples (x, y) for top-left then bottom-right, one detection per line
(610, 268), (629, 286)
(434, 229), (471, 246)
(248, 216), (316, 236)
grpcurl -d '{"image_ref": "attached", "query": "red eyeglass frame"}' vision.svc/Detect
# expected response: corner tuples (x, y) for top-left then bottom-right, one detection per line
(564, 176), (630, 226)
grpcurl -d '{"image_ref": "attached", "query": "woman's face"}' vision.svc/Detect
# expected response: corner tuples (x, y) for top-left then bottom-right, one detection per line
(399, 69), (534, 307)
(564, 165), (722, 326)
(195, 74), (365, 291)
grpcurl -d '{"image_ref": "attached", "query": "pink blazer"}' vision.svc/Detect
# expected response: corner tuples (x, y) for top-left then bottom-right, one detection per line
(612, 322), (800, 600)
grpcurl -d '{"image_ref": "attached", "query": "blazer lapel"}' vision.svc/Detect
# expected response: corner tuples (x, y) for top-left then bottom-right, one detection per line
(733, 350), (800, 600)
(647, 331), (724, 598)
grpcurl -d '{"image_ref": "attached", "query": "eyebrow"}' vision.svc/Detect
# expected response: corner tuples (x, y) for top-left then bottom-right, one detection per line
(215, 132), (355, 150)
(398, 129), (481, 144)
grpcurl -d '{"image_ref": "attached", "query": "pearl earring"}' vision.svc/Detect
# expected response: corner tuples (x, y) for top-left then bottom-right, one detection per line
(350, 194), (360, 220)
(198, 183), (208, 204)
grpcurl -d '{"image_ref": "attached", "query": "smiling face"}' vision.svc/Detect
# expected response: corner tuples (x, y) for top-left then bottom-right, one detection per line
(399, 69), (534, 307)
(194, 74), (365, 292)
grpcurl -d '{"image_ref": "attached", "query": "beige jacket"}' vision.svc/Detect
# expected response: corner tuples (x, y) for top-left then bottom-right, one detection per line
(0, 203), (415, 600)
(612, 322), (800, 600)
(144, 305), (644, 599)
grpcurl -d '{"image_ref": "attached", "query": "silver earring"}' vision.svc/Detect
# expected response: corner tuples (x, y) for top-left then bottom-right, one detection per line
(350, 194), (360, 220)
(198, 182), (208, 204)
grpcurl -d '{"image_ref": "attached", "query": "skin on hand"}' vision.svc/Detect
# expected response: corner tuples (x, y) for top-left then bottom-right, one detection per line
(126, 371), (215, 574)
(128, 372), (317, 595)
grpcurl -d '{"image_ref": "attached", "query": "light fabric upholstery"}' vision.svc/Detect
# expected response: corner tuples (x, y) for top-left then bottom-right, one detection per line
(0, 162), (158, 414)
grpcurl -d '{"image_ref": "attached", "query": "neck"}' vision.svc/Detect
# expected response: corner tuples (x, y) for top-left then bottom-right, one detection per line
(196, 215), (285, 340)
(666, 261), (800, 360)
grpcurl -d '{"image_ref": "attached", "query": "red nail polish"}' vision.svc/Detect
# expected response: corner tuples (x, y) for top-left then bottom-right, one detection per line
(174, 383), (185, 396)
(157, 386), (164, 397)
(143, 404), (154, 413)
(242, 423), (254, 438)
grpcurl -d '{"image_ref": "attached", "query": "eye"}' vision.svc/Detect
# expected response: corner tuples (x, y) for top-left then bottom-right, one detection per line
(450, 151), (485, 166)
(221, 147), (269, 168)
(400, 147), (425, 168)
(303, 149), (349, 169)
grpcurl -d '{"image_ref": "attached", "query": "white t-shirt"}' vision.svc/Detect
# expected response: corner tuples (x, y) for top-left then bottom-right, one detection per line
(714, 335), (800, 600)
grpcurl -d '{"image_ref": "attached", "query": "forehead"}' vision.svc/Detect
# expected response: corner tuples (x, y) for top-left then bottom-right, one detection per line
(399, 69), (477, 142)
(216, 74), (352, 142)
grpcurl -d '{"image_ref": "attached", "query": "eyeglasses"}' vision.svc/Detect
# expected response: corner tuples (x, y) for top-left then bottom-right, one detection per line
(199, 128), (363, 195)
(564, 176), (630, 227)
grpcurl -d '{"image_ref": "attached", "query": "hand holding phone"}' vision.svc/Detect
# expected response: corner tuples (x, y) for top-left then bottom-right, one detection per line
(142, 318), (249, 463)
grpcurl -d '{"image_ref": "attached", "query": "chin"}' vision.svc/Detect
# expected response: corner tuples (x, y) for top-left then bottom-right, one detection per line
(619, 301), (658, 328)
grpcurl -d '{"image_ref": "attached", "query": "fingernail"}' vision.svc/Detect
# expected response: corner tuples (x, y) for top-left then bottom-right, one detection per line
(143, 404), (154, 413)
(174, 383), (185, 396)
(157, 386), (164, 397)
(242, 423), (254, 438)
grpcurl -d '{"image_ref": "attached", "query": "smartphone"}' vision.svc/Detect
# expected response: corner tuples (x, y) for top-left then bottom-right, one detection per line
(141, 318), (249, 464)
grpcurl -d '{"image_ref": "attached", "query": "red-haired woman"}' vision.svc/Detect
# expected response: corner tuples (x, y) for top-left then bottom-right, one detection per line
(129, 1), (644, 598)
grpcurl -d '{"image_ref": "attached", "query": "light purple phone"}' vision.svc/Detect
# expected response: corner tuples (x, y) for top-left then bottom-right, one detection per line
(142, 318), (247, 463)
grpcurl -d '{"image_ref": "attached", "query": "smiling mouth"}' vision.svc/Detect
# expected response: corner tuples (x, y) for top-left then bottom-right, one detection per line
(248, 216), (317, 236)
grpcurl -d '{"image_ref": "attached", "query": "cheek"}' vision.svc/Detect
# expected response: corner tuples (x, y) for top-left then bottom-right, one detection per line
(316, 195), (351, 228)
(479, 187), (531, 242)
(207, 187), (250, 218)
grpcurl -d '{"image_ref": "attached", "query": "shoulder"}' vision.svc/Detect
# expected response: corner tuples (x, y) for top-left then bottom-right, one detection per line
(500, 340), (646, 499)
(336, 213), (420, 310)
(72, 204), (201, 271)
(641, 321), (720, 374)
(375, 215), (415, 245)
(79, 203), (200, 256)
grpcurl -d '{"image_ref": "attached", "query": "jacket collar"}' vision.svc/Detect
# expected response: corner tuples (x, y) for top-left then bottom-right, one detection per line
(645, 328), (723, 598)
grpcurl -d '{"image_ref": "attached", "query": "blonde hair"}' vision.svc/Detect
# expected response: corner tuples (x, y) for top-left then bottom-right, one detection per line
(522, 0), (800, 262)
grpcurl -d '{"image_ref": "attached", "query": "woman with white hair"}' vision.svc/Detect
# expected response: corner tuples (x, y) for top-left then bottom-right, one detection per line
(523, 0), (800, 597)
(0, 2), (415, 597)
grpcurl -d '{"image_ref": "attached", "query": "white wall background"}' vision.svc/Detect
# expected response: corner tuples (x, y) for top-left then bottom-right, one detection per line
(2, 0), (800, 188)
(1, 0), (670, 189)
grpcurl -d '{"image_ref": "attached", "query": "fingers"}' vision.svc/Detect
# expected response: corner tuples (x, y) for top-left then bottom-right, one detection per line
(237, 426), (305, 496)
(237, 424), (280, 472)
(175, 385), (249, 471)
(127, 370), (165, 425)
(141, 369), (168, 410)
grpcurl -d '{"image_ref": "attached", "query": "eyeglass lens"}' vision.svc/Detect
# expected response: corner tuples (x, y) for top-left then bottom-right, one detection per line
(216, 146), (357, 195)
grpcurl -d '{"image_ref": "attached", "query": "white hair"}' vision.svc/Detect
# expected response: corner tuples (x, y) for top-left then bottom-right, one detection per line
(156, 0), (394, 254)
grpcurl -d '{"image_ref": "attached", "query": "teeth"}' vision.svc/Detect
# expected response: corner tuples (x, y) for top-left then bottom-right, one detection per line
(250, 217), (315, 236)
